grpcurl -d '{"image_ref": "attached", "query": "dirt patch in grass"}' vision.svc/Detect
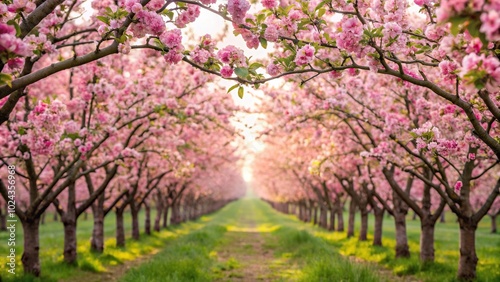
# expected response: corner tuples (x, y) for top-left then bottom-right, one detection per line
(213, 222), (298, 281)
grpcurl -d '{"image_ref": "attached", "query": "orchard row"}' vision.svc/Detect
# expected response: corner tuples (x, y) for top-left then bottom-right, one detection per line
(1, 0), (499, 281)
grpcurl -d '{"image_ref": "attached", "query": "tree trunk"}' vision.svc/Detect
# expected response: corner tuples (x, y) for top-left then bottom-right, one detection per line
(144, 202), (151, 235)
(319, 206), (327, 229)
(440, 211), (446, 223)
(457, 219), (478, 280)
(491, 214), (497, 233)
(63, 182), (78, 264)
(328, 207), (335, 231)
(359, 207), (368, 241)
(347, 200), (356, 238)
(420, 220), (435, 262)
(337, 206), (344, 232)
(154, 192), (163, 232)
(394, 211), (410, 258)
(373, 209), (384, 246)
(131, 206), (140, 240)
(21, 218), (41, 276)
(313, 206), (318, 225)
(171, 203), (181, 225)
(154, 204), (162, 232)
(63, 219), (77, 264)
(53, 212), (58, 222)
(116, 208), (125, 247)
(0, 205), (6, 231)
(162, 202), (169, 228)
(299, 204), (305, 221)
(40, 213), (45, 225)
(90, 194), (105, 253)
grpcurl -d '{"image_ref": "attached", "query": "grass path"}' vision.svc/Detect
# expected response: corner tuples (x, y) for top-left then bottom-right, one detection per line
(119, 198), (389, 282)
(211, 199), (298, 281)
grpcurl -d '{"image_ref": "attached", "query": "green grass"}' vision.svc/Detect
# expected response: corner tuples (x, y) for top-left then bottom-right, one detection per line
(0, 209), (186, 281)
(308, 209), (500, 282)
(120, 198), (386, 282)
(2, 199), (498, 281)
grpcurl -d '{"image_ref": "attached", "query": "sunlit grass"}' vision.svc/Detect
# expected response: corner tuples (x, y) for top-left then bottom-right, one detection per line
(2, 199), (498, 281)
(0, 209), (208, 281)
(311, 211), (500, 282)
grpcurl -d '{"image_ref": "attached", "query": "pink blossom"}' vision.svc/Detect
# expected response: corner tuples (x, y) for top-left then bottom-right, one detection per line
(264, 24), (279, 42)
(217, 45), (246, 67)
(220, 65), (234, 78)
(164, 50), (183, 65)
(160, 29), (183, 50)
(175, 5), (200, 27)
(136, 10), (165, 35)
(227, 0), (251, 24)
(294, 45), (315, 66)
(414, 0), (431, 6)
(165, 98), (178, 109)
(74, 139), (82, 147)
(262, 0), (277, 9)
(267, 62), (282, 76)
(131, 3), (142, 13)
(439, 60), (458, 80)
(480, 10), (500, 41)
(118, 42), (131, 54)
(454, 181), (463, 193)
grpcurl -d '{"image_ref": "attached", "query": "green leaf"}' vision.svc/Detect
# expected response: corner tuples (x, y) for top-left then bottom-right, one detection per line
(96, 16), (110, 25)
(249, 62), (263, 70)
(227, 83), (240, 93)
(162, 10), (174, 20)
(259, 37), (268, 49)
(0, 73), (12, 87)
(117, 34), (127, 43)
(238, 86), (244, 99)
(234, 67), (249, 78)
(317, 8), (326, 18)
(449, 16), (466, 36)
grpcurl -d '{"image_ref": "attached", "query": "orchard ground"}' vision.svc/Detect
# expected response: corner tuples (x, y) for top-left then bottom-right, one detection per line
(1, 197), (499, 282)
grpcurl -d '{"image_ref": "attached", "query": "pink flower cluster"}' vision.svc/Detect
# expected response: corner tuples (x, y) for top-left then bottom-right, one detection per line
(135, 10), (165, 36)
(480, 9), (500, 41)
(335, 17), (363, 54)
(217, 45), (246, 67)
(264, 24), (279, 42)
(437, 0), (500, 41)
(439, 60), (458, 81)
(7, 0), (35, 14)
(0, 23), (31, 58)
(160, 29), (184, 65)
(460, 53), (500, 92)
(412, 122), (460, 156)
(220, 65), (234, 78)
(190, 34), (217, 64)
(267, 62), (282, 76)
(227, 0), (251, 24)
(20, 101), (70, 156)
(294, 45), (315, 66)
(262, 0), (277, 9)
(175, 5), (200, 28)
(200, 0), (217, 4)
(124, 0), (142, 13)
